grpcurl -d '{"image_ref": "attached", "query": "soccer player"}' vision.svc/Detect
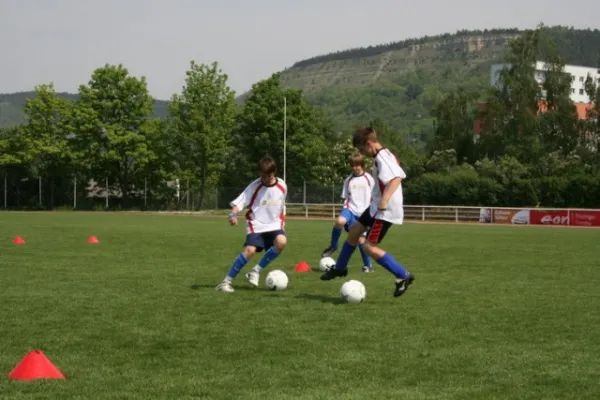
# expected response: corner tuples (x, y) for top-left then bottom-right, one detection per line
(320, 127), (415, 297)
(321, 153), (375, 273)
(216, 156), (287, 293)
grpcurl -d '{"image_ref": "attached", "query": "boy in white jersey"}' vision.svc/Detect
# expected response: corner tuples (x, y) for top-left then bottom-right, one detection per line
(320, 127), (415, 298)
(216, 156), (287, 293)
(321, 153), (375, 273)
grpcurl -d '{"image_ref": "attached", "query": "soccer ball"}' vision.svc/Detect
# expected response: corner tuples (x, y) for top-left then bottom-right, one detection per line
(340, 280), (366, 304)
(265, 270), (289, 291)
(319, 256), (335, 272)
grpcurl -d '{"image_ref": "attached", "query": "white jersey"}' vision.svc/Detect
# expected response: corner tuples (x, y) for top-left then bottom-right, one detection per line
(341, 172), (374, 216)
(369, 148), (407, 224)
(230, 177), (287, 234)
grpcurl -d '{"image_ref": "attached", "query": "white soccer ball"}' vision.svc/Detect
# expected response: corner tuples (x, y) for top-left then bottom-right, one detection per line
(319, 257), (336, 272)
(265, 270), (289, 291)
(340, 280), (366, 304)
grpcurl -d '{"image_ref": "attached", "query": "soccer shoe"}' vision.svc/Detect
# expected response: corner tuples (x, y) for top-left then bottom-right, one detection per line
(245, 271), (260, 287)
(321, 246), (337, 258)
(216, 280), (234, 293)
(362, 266), (375, 273)
(320, 267), (348, 281)
(394, 273), (415, 297)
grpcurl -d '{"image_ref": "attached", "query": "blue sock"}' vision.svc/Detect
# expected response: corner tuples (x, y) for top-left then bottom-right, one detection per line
(226, 253), (248, 280)
(256, 246), (280, 270)
(359, 243), (371, 267)
(330, 227), (342, 249)
(376, 253), (408, 279)
(334, 241), (357, 270)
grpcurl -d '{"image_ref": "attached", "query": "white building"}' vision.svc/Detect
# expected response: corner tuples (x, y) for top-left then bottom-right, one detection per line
(491, 61), (600, 103)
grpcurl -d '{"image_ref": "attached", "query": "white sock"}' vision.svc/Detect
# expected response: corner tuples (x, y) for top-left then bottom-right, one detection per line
(251, 265), (261, 273)
(224, 276), (233, 282)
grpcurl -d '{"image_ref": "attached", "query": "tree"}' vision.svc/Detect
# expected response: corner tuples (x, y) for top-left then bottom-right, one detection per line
(22, 83), (77, 206)
(235, 73), (327, 186)
(429, 87), (478, 163)
(582, 74), (600, 161)
(168, 61), (237, 208)
(75, 64), (157, 206)
(478, 28), (543, 163)
(538, 39), (579, 156)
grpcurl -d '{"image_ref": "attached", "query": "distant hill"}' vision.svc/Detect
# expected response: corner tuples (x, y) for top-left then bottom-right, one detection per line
(274, 26), (600, 141)
(0, 91), (169, 127)
(3, 25), (600, 137)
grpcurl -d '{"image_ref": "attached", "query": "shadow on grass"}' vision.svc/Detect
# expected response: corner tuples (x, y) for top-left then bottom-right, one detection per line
(190, 283), (272, 292)
(294, 293), (345, 305)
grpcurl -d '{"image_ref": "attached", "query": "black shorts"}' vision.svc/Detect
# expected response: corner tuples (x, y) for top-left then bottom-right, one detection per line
(357, 209), (392, 244)
(244, 230), (286, 252)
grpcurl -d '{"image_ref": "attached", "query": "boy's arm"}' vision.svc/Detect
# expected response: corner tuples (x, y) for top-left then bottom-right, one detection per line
(341, 177), (349, 200)
(229, 182), (256, 225)
(378, 178), (402, 211)
(376, 159), (406, 211)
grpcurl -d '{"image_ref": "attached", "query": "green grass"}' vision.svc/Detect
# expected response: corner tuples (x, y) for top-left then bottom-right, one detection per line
(1, 212), (599, 399)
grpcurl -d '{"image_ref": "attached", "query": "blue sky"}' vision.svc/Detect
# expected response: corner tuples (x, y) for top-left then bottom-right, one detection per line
(1, 0), (598, 99)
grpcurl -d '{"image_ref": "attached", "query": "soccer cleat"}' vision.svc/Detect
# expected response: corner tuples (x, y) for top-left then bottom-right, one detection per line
(216, 280), (234, 293)
(245, 271), (260, 287)
(321, 246), (337, 258)
(320, 267), (348, 281)
(362, 266), (375, 273)
(394, 273), (415, 297)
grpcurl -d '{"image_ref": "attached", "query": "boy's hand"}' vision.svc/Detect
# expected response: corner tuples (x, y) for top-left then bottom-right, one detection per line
(228, 213), (238, 226)
(377, 199), (388, 211)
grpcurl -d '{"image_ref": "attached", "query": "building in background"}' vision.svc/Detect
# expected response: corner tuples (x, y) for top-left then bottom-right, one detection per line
(474, 61), (599, 139)
(490, 62), (600, 103)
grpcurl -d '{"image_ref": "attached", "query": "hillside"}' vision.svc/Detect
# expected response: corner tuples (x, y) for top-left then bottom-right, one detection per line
(2, 26), (600, 137)
(0, 92), (169, 127)
(277, 26), (600, 142)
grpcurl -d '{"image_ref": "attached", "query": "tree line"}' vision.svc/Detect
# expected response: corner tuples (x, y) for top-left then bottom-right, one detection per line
(415, 26), (600, 208)
(1, 25), (599, 210)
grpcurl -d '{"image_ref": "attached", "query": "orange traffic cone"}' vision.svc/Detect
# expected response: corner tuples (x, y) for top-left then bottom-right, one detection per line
(87, 235), (99, 244)
(8, 350), (65, 380)
(294, 261), (311, 272)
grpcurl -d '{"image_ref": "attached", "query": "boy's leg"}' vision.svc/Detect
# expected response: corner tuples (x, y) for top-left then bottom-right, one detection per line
(246, 230), (286, 287)
(358, 235), (374, 272)
(320, 210), (369, 280)
(322, 209), (352, 257)
(216, 237), (259, 292)
(363, 220), (415, 297)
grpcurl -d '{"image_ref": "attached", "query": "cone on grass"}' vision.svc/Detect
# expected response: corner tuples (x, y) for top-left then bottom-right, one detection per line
(8, 350), (65, 380)
(87, 235), (99, 244)
(294, 261), (311, 272)
(12, 236), (25, 245)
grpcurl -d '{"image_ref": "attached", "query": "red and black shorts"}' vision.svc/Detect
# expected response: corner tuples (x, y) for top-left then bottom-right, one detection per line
(357, 209), (392, 244)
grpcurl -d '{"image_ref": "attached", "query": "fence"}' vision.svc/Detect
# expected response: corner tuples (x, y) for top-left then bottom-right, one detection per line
(0, 174), (349, 211)
(1, 174), (599, 227)
(284, 203), (600, 227)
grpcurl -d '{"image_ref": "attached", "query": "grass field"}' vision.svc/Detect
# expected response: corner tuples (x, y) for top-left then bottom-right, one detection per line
(1, 212), (599, 399)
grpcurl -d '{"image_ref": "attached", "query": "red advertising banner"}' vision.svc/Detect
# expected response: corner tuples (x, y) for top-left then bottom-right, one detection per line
(570, 210), (600, 227)
(529, 210), (569, 226)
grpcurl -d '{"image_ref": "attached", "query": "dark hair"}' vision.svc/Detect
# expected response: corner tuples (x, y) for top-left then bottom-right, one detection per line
(259, 156), (276, 175)
(349, 153), (365, 167)
(352, 126), (377, 148)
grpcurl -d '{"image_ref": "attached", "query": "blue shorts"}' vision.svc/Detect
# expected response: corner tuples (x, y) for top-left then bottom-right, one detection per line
(339, 208), (360, 232)
(244, 230), (286, 252)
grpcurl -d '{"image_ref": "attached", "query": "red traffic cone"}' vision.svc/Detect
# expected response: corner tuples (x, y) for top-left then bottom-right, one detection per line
(12, 236), (25, 245)
(294, 261), (311, 272)
(87, 235), (99, 244)
(8, 350), (65, 380)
